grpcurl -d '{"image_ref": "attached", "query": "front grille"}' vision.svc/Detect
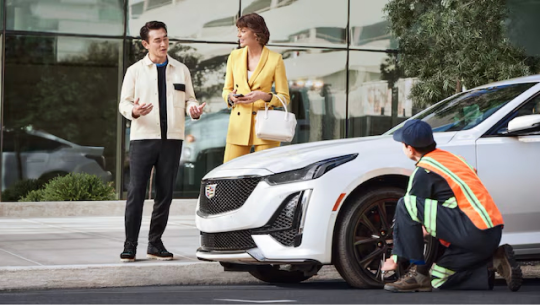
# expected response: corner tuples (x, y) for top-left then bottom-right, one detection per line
(199, 177), (261, 215)
(200, 230), (256, 251)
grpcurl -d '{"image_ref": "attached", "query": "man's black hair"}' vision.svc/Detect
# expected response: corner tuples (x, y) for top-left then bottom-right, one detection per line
(411, 142), (437, 155)
(140, 21), (167, 41)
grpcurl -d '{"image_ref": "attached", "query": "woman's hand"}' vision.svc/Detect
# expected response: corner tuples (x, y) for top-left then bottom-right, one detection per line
(235, 90), (272, 105)
(228, 89), (241, 104)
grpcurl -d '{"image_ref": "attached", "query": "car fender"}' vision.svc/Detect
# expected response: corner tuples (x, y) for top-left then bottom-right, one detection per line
(321, 167), (413, 263)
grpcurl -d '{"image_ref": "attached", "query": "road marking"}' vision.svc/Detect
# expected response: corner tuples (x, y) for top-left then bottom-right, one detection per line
(0, 247), (43, 266)
(215, 299), (296, 303)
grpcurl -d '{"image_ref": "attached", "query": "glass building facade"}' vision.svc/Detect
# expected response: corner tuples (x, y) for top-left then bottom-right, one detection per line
(1, 0), (539, 200)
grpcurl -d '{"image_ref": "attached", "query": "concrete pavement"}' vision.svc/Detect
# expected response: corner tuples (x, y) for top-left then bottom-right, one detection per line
(0, 199), (538, 291)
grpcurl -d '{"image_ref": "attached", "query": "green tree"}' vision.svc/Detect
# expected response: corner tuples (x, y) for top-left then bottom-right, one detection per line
(385, 0), (539, 107)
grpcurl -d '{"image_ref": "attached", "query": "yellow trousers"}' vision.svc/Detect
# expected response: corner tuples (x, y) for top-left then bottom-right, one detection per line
(223, 142), (279, 163)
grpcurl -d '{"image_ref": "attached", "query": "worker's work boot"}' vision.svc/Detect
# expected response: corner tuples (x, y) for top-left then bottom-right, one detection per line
(384, 266), (432, 292)
(493, 244), (522, 292)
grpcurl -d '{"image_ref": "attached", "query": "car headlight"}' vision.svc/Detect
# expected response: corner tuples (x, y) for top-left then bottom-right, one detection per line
(265, 154), (358, 185)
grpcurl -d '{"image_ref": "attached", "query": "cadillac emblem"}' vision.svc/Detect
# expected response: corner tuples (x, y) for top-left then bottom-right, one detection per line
(205, 184), (217, 199)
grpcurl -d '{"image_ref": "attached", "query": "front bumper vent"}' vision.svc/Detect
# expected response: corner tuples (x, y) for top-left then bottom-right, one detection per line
(253, 191), (305, 247)
(200, 230), (256, 251)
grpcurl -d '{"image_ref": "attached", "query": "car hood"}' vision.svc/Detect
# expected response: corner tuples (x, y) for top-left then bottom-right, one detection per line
(208, 132), (457, 175)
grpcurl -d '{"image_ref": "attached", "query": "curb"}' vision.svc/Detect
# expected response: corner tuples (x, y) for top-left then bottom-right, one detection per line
(1, 263), (538, 292)
(0, 263), (346, 291)
(0, 199), (197, 218)
(0, 262), (260, 291)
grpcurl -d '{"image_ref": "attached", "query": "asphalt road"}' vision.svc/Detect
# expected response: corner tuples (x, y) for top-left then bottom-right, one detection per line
(1, 279), (539, 304)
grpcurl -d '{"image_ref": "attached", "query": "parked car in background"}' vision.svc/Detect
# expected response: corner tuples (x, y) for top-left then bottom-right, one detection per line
(2, 128), (112, 191)
(195, 75), (540, 288)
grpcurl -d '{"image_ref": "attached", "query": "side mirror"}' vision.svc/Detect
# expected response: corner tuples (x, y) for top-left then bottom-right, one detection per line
(507, 114), (540, 134)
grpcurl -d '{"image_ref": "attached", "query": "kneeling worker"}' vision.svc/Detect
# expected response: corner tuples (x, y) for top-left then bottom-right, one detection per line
(381, 119), (522, 292)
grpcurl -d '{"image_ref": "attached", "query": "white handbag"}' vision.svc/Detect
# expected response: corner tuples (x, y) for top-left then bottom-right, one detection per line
(255, 93), (297, 142)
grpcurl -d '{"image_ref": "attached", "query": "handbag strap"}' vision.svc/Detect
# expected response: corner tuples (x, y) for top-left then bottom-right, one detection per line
(265, 93), (288, 114)
(263, 93), (291, 121)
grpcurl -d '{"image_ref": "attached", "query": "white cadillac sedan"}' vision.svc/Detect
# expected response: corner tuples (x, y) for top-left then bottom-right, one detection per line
(195, 75), (540, 288)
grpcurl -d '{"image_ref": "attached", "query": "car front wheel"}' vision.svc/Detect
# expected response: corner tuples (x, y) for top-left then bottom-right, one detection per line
(333, 186), (439, 288)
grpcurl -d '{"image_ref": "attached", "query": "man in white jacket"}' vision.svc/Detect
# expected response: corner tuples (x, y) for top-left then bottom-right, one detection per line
(118, 21), (205, 262)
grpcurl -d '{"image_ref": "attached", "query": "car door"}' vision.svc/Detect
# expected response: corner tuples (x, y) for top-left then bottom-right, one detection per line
(475, 94), (540, 256)
(19, 134), (61, 180)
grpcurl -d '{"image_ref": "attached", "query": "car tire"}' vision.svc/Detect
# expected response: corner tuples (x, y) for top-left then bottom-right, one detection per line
(248, 265), (316, 284)
(333, 186), (438, 288)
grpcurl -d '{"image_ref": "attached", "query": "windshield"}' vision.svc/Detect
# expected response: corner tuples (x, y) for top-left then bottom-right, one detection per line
(386, 83), (537, 134)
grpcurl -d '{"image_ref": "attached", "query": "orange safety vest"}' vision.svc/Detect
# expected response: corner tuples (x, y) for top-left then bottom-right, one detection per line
(417, 149), (504, 231)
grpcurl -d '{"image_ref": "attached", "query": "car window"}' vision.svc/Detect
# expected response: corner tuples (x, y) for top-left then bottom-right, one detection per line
(2, 132), (16, 152)
(385, 83), (537, 134)
(20, 134), (66, 152)
(492, 94), (540, 135)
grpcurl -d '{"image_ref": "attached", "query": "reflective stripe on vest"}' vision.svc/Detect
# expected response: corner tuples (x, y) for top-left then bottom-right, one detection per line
(417, 149), (504, 230)
(403, 167), (421, 222)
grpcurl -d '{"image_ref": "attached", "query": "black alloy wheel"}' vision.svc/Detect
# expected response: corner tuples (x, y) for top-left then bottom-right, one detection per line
(333, 187), (438, 288)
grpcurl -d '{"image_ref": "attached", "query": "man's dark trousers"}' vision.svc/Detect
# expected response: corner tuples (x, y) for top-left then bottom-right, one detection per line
(125, 139), (183, 244)
(392, 197), (502, 290)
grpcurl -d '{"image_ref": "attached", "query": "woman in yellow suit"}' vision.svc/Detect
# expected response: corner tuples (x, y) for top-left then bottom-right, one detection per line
(222, 13), (290, 163)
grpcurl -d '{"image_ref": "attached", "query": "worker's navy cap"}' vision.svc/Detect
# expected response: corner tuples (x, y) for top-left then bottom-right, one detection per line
(393, 119), (435, 147)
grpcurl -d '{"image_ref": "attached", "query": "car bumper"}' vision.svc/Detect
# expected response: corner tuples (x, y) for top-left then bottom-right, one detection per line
(100, 171), (113, 182)
(196, 247), (322, 265)
(195, 168), (350, 265)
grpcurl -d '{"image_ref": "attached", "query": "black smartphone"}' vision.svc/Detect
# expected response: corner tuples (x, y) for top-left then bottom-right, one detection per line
(233, 94), (244, 97)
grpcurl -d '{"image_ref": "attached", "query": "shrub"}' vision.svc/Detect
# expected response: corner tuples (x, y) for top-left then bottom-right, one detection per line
(25, 173), (116, 201)
(2, 179), (47, 202)
(20, 189), (45, 202)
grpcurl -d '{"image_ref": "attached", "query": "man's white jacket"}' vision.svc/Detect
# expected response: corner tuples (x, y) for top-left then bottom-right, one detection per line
(119, 54), (199, 141)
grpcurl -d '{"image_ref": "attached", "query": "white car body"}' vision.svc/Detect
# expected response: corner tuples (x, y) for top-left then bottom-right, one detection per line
(195, 76), (540, 280)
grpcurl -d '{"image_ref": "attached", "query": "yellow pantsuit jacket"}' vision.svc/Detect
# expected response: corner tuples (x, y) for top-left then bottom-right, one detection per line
(222, 46), (290, 146)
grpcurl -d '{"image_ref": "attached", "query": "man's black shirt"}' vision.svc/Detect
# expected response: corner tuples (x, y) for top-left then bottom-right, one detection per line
(157, 60), (168, 140)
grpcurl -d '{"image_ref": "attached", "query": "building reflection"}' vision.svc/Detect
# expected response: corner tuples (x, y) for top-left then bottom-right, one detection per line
(2, 0), (538, 199)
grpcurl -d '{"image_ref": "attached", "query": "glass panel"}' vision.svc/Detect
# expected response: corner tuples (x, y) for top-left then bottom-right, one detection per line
(2, 35), (120, 198)
(350, 0), (396, 50)
(348, 51), (412, 137)
(242, 0), (348, 48)
(127, 0), (239, 42)
(6, 0), (124, 35)
(274, 47), (347, 141)
(0, 0), (3, 30)
(506, 0), (540, 57)
(123, 40), (236, 198)
(123, 43), (346, 198)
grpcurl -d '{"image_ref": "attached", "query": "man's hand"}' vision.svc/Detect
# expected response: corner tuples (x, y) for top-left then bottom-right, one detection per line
(132, 98), (153, 118)
(189, 102), (206, 119)
(234, 90), (271, 105)
(381, 257), (398, 271)
(422, 226), (429, 238)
